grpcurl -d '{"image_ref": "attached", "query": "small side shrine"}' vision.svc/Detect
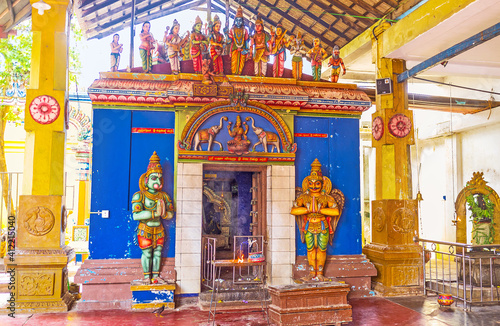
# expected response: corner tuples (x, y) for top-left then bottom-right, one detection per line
(75, 12), (375, 309)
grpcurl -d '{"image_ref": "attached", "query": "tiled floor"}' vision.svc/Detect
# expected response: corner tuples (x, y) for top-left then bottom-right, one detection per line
(1, 295), (500, 325)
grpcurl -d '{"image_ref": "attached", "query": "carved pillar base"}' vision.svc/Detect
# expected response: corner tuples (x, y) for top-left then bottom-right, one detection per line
(4, 246), (75, 313)
(363, 243), (422, 296)
(4, 195), (74, 313)
(363, 199), (423, 296)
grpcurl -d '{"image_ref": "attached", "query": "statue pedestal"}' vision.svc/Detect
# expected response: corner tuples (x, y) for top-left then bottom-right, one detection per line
(363, 199), (423, 296)
(268, 282), (352, 326)
(293, 255), (377, 298)
(75, 258), (175, 310)
(130, 282), (175, 310)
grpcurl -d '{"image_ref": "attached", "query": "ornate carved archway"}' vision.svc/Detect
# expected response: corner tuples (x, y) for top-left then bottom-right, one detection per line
(455, 172), (500, 244)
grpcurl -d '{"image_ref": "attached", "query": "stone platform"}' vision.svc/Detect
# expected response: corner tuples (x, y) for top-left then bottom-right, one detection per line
(74, 258), (175, 310)
(268, 282), (352, 326)
(293, 255), (376, 298)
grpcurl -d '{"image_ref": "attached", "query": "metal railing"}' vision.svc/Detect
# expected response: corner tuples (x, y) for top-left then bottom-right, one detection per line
(202, 236), (217, 289)
(415, 237), (500, 310)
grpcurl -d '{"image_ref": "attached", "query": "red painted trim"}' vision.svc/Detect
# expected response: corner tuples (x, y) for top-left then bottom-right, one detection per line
(294, 133), (328, 138)
(131, 128), (174, 134)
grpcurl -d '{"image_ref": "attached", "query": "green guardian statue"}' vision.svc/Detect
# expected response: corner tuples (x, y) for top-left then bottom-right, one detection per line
(132, 152), (174, 284)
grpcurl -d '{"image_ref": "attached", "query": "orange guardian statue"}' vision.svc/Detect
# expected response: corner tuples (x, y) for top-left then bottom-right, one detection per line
(291, 159), (344, 281)
(132, 152), (175, 284)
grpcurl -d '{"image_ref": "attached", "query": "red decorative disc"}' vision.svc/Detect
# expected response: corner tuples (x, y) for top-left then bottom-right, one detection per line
(372, 116), (384, 141)
(388, 113), (412, 138)
(29, 95), (60, 125)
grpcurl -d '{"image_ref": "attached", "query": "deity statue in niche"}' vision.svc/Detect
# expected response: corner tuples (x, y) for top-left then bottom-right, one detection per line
(250, 15), (271, 77)
(269, 24), (290, 78)
(139, 21), (156, 73)
(306, 38), (328, 81)
(208, 15), (225, 75)
(291, 159), (344, 281)
(225, 6), (249, 75)
(227, 115), (251, 154)
(191, 16), (209, 74)
(164, 20), (190, 75)
(289, 32), (306, 80)
(132, 152), (175, 284)
(110, 34), (123, 72)
(328, 45), (346, 83)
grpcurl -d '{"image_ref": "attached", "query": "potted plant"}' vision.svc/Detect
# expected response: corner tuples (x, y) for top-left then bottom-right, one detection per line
(466, 193), (495, 245)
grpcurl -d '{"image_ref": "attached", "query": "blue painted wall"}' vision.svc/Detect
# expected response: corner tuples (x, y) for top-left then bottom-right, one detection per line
(90, 109), (176, 259)
(294, 116), (361, 256)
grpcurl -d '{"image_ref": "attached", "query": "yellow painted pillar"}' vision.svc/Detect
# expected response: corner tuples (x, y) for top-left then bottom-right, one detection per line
(5, 0), (74, 313)
(362, 23), (422, 296)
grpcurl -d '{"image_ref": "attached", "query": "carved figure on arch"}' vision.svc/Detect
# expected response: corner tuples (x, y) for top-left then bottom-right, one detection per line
(246, 116), (280, 153)
(139, 21), (156, 73)
(132, 152), (175, 285)
(328, 45), (346, 83)
(269, 23), (290, 78)
(191, 16), (209, 74)
(227, 115), (251, 154)
(110, 34), (123, 72)
(208, 15), (225, 75)
(289, 32), (306, 80)
(193, 116), (228, 151)
(306, 38), (328, 81)
(164, 20), (190, 75)
(250, 15), (271, 77)
(291, 159), (345, 281)
(224, 6), (249, 75)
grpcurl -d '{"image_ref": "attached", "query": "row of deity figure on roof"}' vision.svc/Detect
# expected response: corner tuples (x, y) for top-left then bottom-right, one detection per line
(110, 6), (346, 82)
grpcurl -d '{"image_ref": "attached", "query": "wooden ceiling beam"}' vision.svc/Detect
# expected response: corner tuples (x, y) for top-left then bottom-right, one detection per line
(313, 0), (365, 33)
(324, 0), (373, 25)
(6, 0), (15, 25)
(242, 0), (337, 50)
(237, 1), (314, 49)
(87, 0), (197, 39)
(349, 0), (385, 17)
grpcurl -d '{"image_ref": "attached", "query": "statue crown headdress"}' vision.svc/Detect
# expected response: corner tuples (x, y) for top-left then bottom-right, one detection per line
(146, 151), (163, 177)
(236, 6), (243, 18)
(333, 45), (340, 52)
(172, 19), (180, 27)
(255, 14), (263, 25)
(308, 158), (323, 181)
(213, 14), (221, 25)
(195, 15), (202, 25)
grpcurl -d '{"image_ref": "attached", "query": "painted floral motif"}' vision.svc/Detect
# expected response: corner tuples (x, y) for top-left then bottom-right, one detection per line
(29, 95), (60, 124)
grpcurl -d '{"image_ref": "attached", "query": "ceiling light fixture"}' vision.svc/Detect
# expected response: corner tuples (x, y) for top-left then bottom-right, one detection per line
(32, 0), (51, 15)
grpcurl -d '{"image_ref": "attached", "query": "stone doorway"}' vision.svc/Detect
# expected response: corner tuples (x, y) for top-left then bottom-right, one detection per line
(202, 164), (267, 260)
(175, 163), (295, 295)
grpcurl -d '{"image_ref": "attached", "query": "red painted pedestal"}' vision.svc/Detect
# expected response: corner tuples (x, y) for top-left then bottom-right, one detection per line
(268, 282), (352, 326)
